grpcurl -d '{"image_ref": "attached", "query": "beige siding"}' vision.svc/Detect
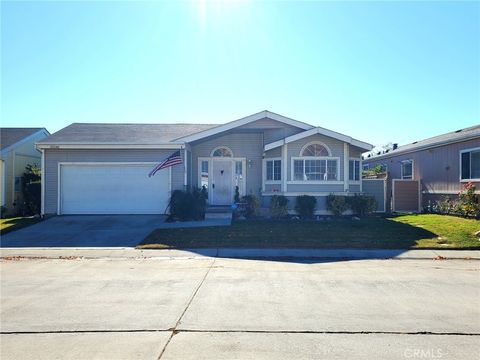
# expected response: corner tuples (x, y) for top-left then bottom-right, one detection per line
(44, 149), (185, 214)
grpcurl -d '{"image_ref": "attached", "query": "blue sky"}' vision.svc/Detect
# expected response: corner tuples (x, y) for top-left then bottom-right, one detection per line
(1, 0), (478, 147)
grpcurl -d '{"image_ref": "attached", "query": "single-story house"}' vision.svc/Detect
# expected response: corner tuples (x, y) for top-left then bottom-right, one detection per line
(1, 127), (50, 215)
(37, 111), (373, 215)
(363, 124), (479, 211)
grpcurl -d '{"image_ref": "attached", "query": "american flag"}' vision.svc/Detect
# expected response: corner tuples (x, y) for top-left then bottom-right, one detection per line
(148, 151), (183, 177)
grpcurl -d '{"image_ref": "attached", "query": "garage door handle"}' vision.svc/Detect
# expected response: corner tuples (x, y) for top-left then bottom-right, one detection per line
(212, 184), (215, 189)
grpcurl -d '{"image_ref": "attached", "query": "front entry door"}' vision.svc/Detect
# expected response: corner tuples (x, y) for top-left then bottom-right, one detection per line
(211, 159), (233, 205)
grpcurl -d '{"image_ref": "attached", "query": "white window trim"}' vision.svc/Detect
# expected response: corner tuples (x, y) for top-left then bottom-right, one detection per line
(349, 157), (361, 183)
(210, 146), (234, 158)
(300, 141), (332, 157)
(290, 156), (341, 182)
(401, 159), (414, 180)
(263, 158), (282, 184)
(459, 147), (480, 182)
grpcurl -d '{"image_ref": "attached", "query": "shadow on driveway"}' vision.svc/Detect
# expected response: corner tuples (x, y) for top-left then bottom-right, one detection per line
(0, 215), (166, 247)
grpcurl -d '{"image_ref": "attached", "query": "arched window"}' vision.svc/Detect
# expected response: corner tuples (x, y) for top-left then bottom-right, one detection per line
(301, 142), (330, 157)
(211, 146), (233, 157)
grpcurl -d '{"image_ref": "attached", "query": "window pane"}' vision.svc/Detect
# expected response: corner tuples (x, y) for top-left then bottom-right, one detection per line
(266, 161), (273, 181)
(354, 161), (360, 181)
(201, 160), (208, 173)
(235, 161), (242, 176)
(302, 144), (329, 157)
(294, 160), (304, 180)
(212, 147), (232, 157)
(471, 151), (480, 179)
(402, 161), (413, 179)
(200, 161), (209, 188)
(305, 159), (322, 180)
(461, 152), (470, 179)
(349, 160), (354, 181)
(327, 160), (337, 180)
(273, 160), (281, 181)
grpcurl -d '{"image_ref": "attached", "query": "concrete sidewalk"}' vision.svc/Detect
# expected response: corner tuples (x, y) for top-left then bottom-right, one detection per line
(1, 247), (479, 260)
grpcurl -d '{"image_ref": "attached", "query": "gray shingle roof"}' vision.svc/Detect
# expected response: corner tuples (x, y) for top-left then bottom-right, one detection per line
(38, 123), (219, 145)
(1, 128), (46, 150)
(368, 124), (480, 160)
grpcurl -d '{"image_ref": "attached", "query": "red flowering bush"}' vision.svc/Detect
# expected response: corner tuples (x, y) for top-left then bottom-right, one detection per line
(457, 182), (480, 218)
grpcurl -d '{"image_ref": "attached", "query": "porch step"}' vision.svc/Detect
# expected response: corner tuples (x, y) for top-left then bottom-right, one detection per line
(205, 206), (233, 220)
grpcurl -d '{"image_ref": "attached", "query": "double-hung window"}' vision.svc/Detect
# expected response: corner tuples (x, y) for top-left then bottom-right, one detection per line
(266, 159), (281, 182)
(401, 160), (413, 179)
(349, 159), (360, 181)
(461, 148), (480, 181)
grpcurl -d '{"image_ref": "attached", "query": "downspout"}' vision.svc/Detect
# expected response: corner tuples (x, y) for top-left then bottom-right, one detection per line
(40, 148), (45, 217)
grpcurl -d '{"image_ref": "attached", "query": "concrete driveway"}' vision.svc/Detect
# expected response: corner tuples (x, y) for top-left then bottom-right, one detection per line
(0, 215), (165, 247)
(1, 255), (479, 359)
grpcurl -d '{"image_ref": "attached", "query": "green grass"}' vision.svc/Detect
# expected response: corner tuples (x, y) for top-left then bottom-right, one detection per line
(0, 216), (41, 235)
(138, 214), (480, 249)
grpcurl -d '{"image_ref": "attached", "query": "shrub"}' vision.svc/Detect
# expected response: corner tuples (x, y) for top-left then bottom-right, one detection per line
(241, 195), (259, 219)
(269, 195), (289, 219)
(349, 194), (377, 216)
(169, 188), (207, 221)
(326, 195), (348, 216)
(22, 164), (41, 215)
(295, 195), (316, 219)
(457, 182), (480, 218)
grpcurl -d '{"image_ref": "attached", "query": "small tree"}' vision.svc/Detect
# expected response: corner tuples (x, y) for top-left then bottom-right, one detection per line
(22, 164), (41, 215)
(269, 195), (288, 219)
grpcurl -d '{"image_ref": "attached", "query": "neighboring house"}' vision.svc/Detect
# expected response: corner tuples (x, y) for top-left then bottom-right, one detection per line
(363, 124), (480, 211)
(36, 111), (373, 215)
(1, 128), (50, 214)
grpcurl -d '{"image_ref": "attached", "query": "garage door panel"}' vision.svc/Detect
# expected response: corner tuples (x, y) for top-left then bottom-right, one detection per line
(60, 164), (170, 214)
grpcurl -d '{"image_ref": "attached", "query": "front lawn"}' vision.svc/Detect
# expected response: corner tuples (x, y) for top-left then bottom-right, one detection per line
(138, 214), (480, 249)
(0, 216), (41, 235)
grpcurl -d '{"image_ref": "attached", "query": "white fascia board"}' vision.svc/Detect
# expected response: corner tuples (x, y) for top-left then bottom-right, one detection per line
(36, 143), (185, 150)
(174, 110), (314, 143)
(351, 139), (374, 151)
(264, 139), (285, 151)
(1, 129), (50, 156)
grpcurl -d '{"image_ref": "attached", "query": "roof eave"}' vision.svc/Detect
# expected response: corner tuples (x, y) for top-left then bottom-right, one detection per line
(364, 134), (479, 161)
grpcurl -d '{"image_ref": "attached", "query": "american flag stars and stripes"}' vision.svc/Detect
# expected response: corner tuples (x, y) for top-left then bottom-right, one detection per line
(148, 150), (183, 177)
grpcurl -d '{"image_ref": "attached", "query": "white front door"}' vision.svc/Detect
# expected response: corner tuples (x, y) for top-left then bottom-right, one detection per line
(211, 159), (233, 205)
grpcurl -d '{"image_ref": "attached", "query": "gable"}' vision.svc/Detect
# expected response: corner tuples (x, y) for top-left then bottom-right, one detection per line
(176, 111), (313, 143)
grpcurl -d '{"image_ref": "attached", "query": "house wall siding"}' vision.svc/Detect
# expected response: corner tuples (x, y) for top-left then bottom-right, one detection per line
(364, 138), (480, 194)
(43, 148), (185, 214)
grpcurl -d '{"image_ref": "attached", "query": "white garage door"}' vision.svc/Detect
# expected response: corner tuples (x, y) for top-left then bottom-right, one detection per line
(60, 163), (170, 214)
